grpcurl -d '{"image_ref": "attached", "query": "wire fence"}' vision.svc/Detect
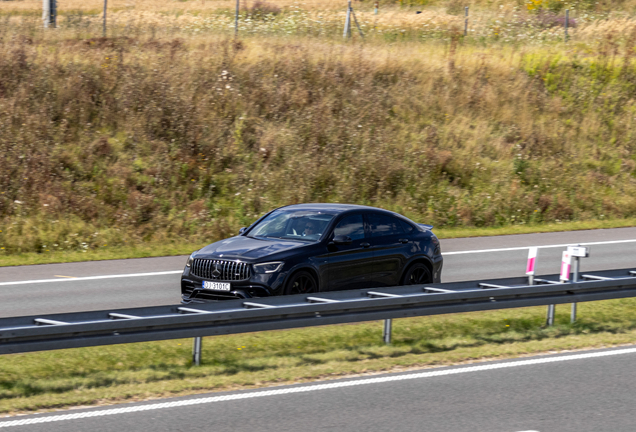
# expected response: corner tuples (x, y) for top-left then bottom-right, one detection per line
(4, 0), (599, 44)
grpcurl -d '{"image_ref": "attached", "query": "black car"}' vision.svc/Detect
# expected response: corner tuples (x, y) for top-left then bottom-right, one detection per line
(181, 203), (443, 302)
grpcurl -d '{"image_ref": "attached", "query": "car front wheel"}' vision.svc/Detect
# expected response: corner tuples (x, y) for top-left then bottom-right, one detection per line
(285, 271), (318, 295)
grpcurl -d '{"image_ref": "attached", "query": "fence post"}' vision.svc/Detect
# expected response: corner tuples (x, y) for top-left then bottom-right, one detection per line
(192, 337), (202, 366)
(464, 6), (469, 37)
(564, 9), (569, 42)
(43, 0), (56, 28)
(235, 0), (240, 37)
(343, 0), (352, 39)
(383, 319), (392, 344)
(103, 0), (108, 37)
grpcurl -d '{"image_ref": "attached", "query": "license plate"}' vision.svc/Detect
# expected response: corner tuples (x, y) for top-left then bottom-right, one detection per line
(202, 281), (231, 291)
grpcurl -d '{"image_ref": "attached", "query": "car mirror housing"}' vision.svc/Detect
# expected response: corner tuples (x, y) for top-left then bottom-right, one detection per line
(239, 227), (247, 235)
(332, 235), (352, 245)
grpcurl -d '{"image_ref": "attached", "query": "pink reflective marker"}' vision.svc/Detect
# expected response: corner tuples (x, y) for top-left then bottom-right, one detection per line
(526, 247), (538, 275)
(560, 251), (572, 281)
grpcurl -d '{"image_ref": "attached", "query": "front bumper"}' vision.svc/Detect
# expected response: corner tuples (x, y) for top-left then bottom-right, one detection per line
(181, 268), (287, 303)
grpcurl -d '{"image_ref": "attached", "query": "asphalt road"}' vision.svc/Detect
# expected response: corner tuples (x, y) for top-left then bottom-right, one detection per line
(1, 227), (635, 317)
(3, 345), (636, 431)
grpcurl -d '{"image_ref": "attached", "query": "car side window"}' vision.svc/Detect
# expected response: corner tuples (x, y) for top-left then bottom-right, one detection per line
(368, 213), (405, 238)
(333, 214), (365, 240)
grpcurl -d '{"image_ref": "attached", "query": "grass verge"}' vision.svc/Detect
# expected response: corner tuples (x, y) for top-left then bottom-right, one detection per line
(2, 298), (636, 415)
(2, 217), (635, 267)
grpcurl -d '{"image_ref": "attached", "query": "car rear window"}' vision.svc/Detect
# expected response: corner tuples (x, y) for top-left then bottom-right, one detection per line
(368, 213), (405, 237)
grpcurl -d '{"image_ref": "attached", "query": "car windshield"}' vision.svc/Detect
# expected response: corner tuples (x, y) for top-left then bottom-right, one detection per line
(247, 209), (336, 242)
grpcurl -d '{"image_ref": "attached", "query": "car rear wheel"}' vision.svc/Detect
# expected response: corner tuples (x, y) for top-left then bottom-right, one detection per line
(285, 271), (318, 295)
(402, 263), (432, 285)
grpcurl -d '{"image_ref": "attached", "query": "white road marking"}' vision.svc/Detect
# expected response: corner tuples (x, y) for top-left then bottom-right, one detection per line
(0, 271), (183, 286)
(443, 238), (636, 255)
(1, 347), (635, 428)
(0, 238), (635, 286)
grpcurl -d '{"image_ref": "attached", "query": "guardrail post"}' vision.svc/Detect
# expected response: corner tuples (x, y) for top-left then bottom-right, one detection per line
(383, 319), (392, 344)
(546, 304), (555, 326)
(192, 337), (202, 366)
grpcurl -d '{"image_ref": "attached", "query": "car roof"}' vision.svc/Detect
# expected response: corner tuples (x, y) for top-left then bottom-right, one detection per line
(276, 204), (412, 221)
(278, 203), (382, 213)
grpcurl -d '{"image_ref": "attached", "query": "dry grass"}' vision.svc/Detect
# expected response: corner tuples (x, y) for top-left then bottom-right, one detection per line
(3, 0), (636, 255)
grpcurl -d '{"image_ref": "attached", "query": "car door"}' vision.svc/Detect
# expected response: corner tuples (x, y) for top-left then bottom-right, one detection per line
(324, 213), (375, 291)
(366, 212), (411, 287)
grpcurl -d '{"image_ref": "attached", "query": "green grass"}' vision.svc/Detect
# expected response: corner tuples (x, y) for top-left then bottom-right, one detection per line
(2, 299), (636, 415)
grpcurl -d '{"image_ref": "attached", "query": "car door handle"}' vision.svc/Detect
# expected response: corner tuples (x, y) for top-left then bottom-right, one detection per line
(361, 242), (371, 248)
(399, 239), (409, 244)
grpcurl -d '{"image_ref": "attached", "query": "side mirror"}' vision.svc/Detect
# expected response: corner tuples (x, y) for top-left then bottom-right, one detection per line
(239, 227), (247, 235)
(332, 235), (352, 245)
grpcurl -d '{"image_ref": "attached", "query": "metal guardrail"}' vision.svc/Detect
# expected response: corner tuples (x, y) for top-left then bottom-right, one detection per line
(1, 268), (636, 355)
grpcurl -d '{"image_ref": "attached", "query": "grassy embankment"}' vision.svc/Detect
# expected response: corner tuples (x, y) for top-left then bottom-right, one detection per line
(3, 0), (636, 263)
(3, 0), (636, 415)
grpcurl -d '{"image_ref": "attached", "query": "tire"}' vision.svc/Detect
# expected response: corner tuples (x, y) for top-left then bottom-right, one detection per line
(402, 262), (432, 285)
(284, 271), (318, 295)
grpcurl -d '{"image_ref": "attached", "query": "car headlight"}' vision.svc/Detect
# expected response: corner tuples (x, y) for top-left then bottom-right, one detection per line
(253, 262), (284, 274)
(185, 254), (195, 268)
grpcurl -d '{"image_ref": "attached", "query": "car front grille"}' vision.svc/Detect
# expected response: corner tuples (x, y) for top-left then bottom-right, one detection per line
(190, 259), (251, 281)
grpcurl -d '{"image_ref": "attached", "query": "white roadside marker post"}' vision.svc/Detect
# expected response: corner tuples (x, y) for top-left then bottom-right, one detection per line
(567, 245), (590, 323)
(526, 247), (538, 286)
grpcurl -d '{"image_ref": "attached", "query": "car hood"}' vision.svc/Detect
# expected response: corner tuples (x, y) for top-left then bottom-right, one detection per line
(195, 236), (307, 260)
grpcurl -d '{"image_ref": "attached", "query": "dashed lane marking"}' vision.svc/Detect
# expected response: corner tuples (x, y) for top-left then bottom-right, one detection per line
(1, 347), (635, 428)
(0, 271), (183, 286)
(1, 238), (635, 286)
